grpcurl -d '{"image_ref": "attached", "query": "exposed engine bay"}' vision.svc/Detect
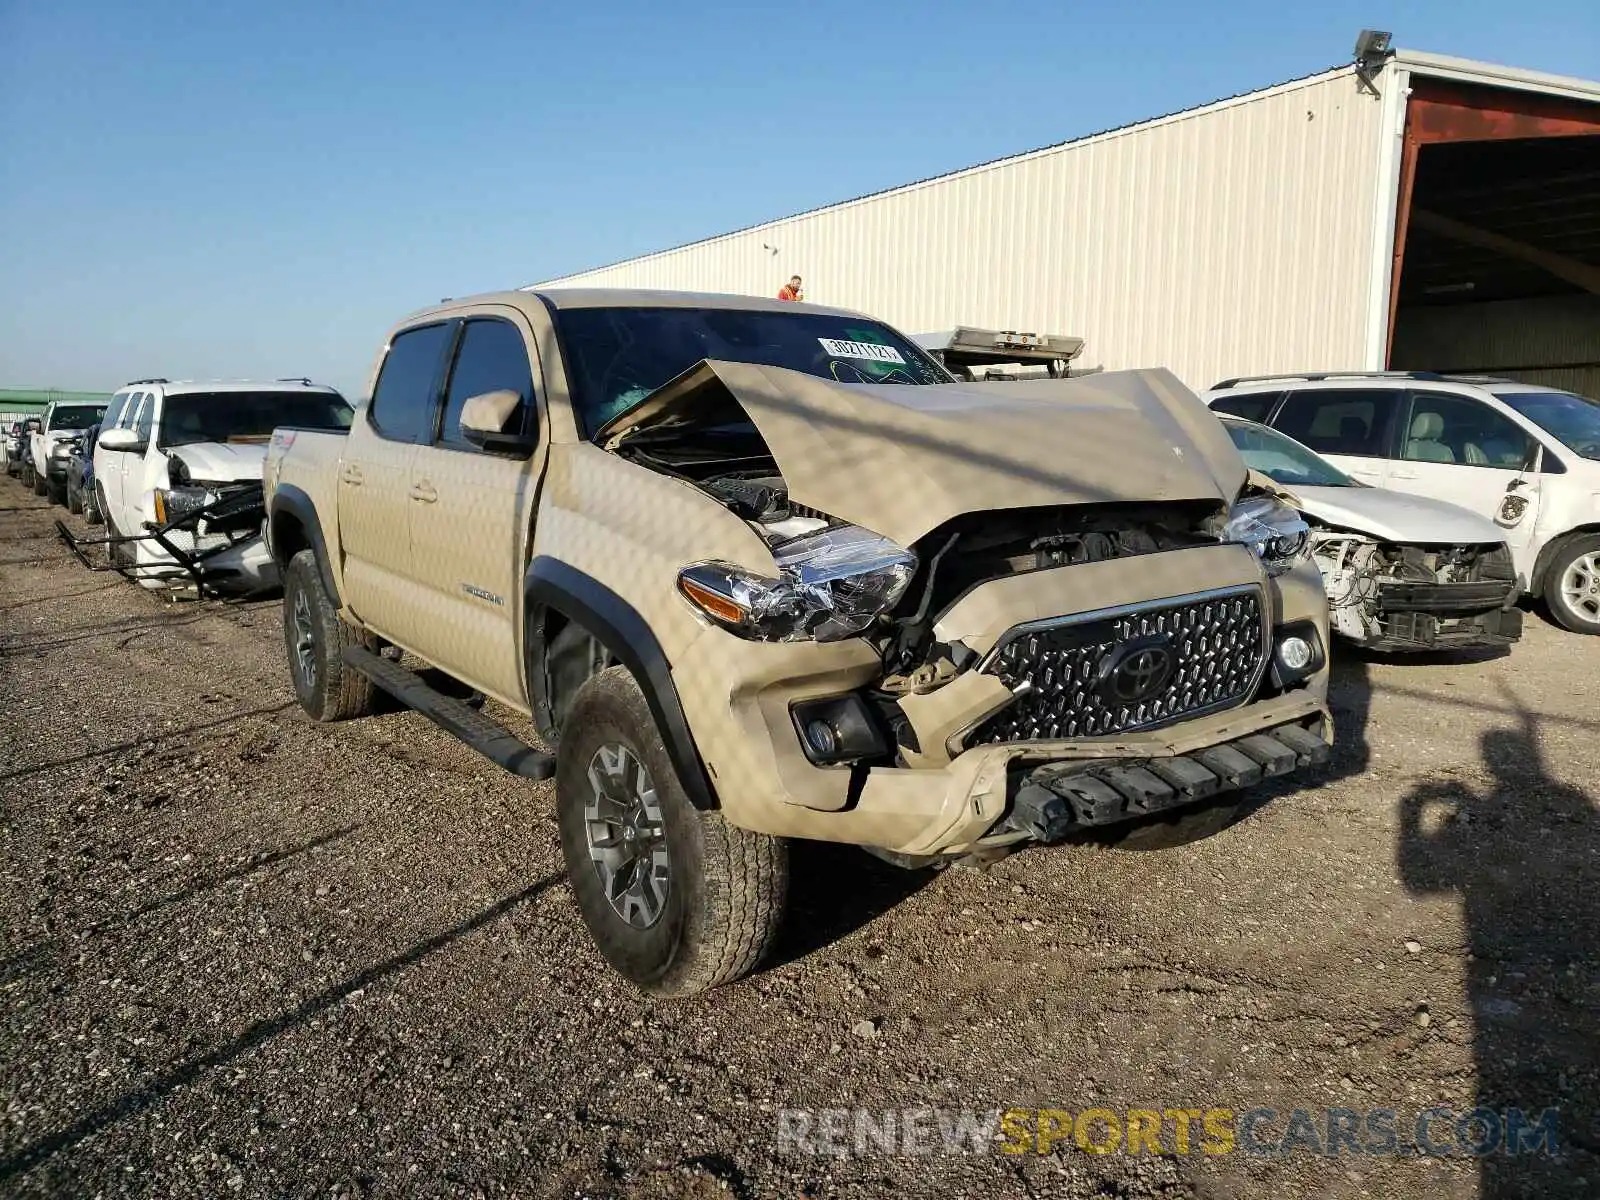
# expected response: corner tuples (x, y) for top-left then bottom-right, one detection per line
(1313, 530), (1519, 650)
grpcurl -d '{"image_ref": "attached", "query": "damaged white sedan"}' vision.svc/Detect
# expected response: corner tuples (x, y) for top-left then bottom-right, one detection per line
(63, 381), (352, 596)
(1220, 416), (1521, 652)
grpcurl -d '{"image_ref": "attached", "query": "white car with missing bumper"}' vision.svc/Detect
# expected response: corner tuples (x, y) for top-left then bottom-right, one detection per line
(93, 379), (352, 593)
(1220, 416), (1521, 652)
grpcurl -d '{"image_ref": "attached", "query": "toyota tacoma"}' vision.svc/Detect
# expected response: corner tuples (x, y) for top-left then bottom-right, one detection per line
(264, 289), (1334, 995)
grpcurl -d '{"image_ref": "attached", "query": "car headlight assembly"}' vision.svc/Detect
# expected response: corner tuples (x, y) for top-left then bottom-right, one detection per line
(678, 525), (917, 643)
(1216, 495), (1310, 577)
(152, 485), (211, 526)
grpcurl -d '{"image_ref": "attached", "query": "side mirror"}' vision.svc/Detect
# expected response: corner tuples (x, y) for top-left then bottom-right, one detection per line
(460, 390), (536, 456)
(97, 427), (147, 454)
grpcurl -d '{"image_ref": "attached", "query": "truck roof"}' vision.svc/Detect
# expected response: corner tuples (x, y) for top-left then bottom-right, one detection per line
(408, 287), (869, 324)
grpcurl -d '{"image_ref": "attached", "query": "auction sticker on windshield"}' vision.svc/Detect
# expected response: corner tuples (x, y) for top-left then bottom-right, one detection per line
(819, 338), (905, 364)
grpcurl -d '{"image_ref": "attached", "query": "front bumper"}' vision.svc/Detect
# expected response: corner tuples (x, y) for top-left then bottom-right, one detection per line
(675, 544), (1333, 856)
(1368, 579), (1522, 651)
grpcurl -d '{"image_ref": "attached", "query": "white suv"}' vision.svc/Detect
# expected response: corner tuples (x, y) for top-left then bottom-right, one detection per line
(1205, 372), (1600, 634)
(94, 379), (352, 592)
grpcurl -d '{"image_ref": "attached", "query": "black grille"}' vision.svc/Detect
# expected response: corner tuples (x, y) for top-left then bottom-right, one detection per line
(969, 589), (1266, 744)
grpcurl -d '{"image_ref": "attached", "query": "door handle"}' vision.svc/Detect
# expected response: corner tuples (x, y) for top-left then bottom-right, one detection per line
(340, 464), (364, 486)
(408, 481), (438, 504)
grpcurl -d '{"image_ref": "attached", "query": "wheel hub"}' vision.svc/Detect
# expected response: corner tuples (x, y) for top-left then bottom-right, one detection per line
(292, 589), (317, 689)
(584, 743), (670, 929)
(1560, 551), (1600, 623)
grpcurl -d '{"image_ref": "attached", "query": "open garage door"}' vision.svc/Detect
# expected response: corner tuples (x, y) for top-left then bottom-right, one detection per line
(1387, 79), (1600, 397)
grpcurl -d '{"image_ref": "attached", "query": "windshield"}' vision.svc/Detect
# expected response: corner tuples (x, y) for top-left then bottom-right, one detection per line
(157, 391), (354, 449)
(555, 306), (951, 438)
(1495, 390), (1600, 462)
(47, 406), (106, 431)
(1224, 419), (1355, 487)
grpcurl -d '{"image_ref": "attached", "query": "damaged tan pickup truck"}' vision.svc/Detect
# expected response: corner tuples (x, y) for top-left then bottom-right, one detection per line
(263, 289), (1333, 995)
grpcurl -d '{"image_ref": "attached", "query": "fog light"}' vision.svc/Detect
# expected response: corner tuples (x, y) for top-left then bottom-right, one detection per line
(790, 694), (889, 766)
(1278, 635), (1313, 672)
(804, 720), (840, 758)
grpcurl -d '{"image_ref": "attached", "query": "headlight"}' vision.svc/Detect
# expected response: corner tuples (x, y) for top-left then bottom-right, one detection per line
(678, 525), (916, 642)
(1216, 495), (1310, 577)
(51, 442), (74, 458)
(153, 486), (210, 526)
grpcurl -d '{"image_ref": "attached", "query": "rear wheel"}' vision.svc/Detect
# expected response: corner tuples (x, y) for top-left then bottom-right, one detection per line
(1547, 535), (1600, 635)
(83, 481), (102, 525)
(66, 476), (84, 514)
(31, 465), (47, 496)
(282, 549), (378, 721)
(556, 666), (787, 996)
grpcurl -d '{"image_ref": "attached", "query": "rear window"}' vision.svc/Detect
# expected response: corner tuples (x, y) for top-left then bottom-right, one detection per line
(555, 306), (951, 438)
(46, 405), (106, 431)
(1273, 389), (1399, 457)
(1209, 392), (1279, 422)
(157, 392), (353, 449)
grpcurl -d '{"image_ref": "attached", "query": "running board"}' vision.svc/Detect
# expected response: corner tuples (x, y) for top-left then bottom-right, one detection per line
(341, 646), (556, 781)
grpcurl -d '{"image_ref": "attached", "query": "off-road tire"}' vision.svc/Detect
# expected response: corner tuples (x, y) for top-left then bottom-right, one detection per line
(1107, 796), (1250, 850)
(282, 549), (378, 722)
(556, 666), (787, 996)
(1545, 534), (1600, 635)
(66, 477), (84, 514)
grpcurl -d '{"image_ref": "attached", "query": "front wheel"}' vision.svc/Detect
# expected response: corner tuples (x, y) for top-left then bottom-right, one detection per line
(556, 666), (787, 996)
(282, 549), (378, 721)
(1547, 535), (1600, 634)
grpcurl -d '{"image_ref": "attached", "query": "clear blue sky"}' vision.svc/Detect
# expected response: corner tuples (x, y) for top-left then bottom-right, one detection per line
(2, 0), (1595, 398)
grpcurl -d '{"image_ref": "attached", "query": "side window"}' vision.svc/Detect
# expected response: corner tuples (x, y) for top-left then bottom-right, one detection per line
(1403, 392), (1531, 469)
(438, 319), (535, 449)
(370, 323), (453, 444)
(117, 392), (146, 428)
(1273, 389), (1398, 458)
(102, 392), (131, 430)
(1209, 392), (1280, 422)
(133, 395), (155, 442)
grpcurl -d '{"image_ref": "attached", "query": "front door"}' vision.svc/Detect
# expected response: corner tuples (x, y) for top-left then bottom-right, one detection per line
(405, 313), (543, 706)
(1387, 390), (1544, 572)
(337, 321), (455, 649)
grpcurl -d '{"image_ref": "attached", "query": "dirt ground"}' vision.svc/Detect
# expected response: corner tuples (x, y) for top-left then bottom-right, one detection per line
(2, 473), (1596, 1199)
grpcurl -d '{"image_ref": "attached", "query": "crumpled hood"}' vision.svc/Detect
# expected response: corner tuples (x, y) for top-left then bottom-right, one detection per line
(166, 440), (269, 484)
(1280, 483), (1504, 544)
(607, 360), (1246, 547)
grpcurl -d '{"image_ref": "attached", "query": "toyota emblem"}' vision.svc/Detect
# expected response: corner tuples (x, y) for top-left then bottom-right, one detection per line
(1099, 636), (1177, 705)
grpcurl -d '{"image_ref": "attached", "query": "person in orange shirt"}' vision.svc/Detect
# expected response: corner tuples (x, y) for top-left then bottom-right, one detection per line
(777, 275), (804, 302)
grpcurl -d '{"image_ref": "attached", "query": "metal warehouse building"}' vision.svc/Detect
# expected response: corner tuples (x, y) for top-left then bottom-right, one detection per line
(530, 41), (1600, 396)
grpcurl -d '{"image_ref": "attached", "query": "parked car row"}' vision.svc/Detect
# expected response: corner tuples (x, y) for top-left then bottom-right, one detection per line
(26, 292), (1599, 999)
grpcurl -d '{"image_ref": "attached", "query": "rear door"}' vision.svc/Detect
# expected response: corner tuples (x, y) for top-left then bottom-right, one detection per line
(338, 321), (454, 649)
(405, 312), (543, 705)
(1268, 388), (1400, 486)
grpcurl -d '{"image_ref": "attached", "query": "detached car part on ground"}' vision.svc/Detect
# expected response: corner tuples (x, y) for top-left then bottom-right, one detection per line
(265, 290), (1334, 997)
(57, 450), (271, 598)
(1220, 417), (1521, 652)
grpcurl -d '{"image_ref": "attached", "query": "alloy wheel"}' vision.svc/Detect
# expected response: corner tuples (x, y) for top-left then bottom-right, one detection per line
(292, 587), (318, 690)
(1560, 551), (1600, 624)
(583, 742), (670, 929)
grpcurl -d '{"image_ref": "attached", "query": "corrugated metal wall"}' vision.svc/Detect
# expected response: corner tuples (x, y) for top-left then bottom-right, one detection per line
(1391, 295), (1600, 398)
(534, 70), (1387, 391)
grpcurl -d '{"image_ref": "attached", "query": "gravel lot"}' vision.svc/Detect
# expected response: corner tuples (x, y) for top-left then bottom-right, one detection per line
(2, 473), (1597, 1199)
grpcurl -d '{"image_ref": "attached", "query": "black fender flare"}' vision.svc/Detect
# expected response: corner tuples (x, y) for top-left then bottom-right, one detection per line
(268, 484), (338, 599)
(524, 555), (717, 810)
